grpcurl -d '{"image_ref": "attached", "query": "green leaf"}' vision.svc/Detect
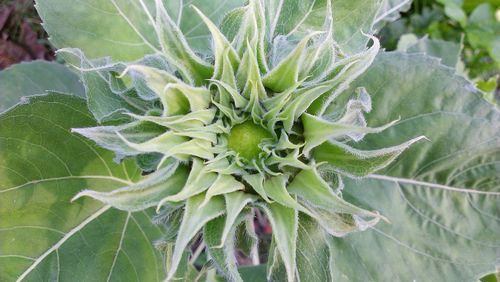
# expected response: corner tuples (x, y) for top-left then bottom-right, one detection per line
(265, 0), (385, 54)
(437, 0), (468, 25)
(218, 192), (257, 246)
(71, 162), (189, 212)
(258, 202), (298, 282)
(263, 175), (304, 211)
(331, 0), (385, 54)
(477, 75), (499, 106)
(165, 0), (246, 53)
(166, 194), (225, 281)
(0, 93), (165, 281)
(295, 214), (332, 281)
(201, 175), (245, 207)
(313, 138), (425, 178)
(154, 0), (213, 85)
(204, 214), (243, 282)
(0, 61), (84, 113)
(72, 120), (166, 157)
(374, 0), (413, 26)
(36, 0), (159, 61)
(265, 0), (318, 38)
(466, 3), (500, 67)
(239, 265), (268, 282)
(263, 32), (319, 92)
(328, 52), (500, 281)
(397, 35), (463, 68)
(36, 0), (245, 61)
(481, 273), (500, 282)
(158, 158), (217, 205)
(288, 167), (383, 236)
(302, 112), (397, 155)
(191, 5), (240, 81)
(268, 214), (332, 282)
(61, 48), (149, 122)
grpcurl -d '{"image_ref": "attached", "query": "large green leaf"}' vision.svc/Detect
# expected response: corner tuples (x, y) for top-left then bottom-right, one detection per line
(397, 34), (462, 68)
(327, 52), (500, 281)
(0, 94), (165, 281)
(35, 0), (246, 61)
(0, 61), (84, 113)
(264, 0), (386, 54)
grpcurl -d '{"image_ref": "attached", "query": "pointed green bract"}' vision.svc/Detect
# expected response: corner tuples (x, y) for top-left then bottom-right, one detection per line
(220, 192), (258, 246)
(204, 215), (244, 282)
(302, 113), (398, 155)
(71, 163), (189, 212)
(263, 32), (320, 92)
(166, 194), (225, 281)
(313, 137), (426, 177)
(258, 202), (298, 282)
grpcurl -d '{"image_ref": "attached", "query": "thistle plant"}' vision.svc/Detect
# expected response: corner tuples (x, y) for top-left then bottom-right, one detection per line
(1, 0), (500, 281)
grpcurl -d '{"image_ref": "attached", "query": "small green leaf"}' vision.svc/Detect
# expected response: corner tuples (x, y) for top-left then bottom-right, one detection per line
(123, 64), (181, 97)
(73, 120), (166, 157)
(288, 167), (383, 236)
(263, 32), (319, 92)
(313, 137), (425, 177)
(166, 0), (246, 53)
(166, 194), (225, 281)
(242, 174), (272, 202)
(302, 113), (397, 155)
(262, 175), (305, 211)
(192, 5), (240, 80)
(158, 158), (217, 205)
(202, 175), (245, 207)
(219, 192), (257, 246)
(466, 3), (500, 66)
(205, 215), (243, 282)
(267, 214), (333, 282)
(258, 202), (298, 282)
(239, 265), (268, 282)
(154, 0), (213, 85)
(61, 48), (148, 122)
(437, 0), (468, 26)
(71, 162), (189, 211)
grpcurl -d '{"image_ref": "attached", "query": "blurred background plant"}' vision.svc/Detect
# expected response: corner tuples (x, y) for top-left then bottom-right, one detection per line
(0, 0), (53, 69)
(379, 0), (500, 105)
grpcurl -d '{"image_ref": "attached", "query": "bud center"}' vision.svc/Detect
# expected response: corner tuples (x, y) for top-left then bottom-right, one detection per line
(228, 120), (272, 161)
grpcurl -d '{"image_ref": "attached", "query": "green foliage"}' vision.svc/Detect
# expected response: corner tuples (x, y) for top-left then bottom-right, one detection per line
(379, 0), (500, 80)
(0, 94), (164, 281)
(0, 0), (499, 281)
(329, 52), (500, 281)
(0, 60), (84, 113)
